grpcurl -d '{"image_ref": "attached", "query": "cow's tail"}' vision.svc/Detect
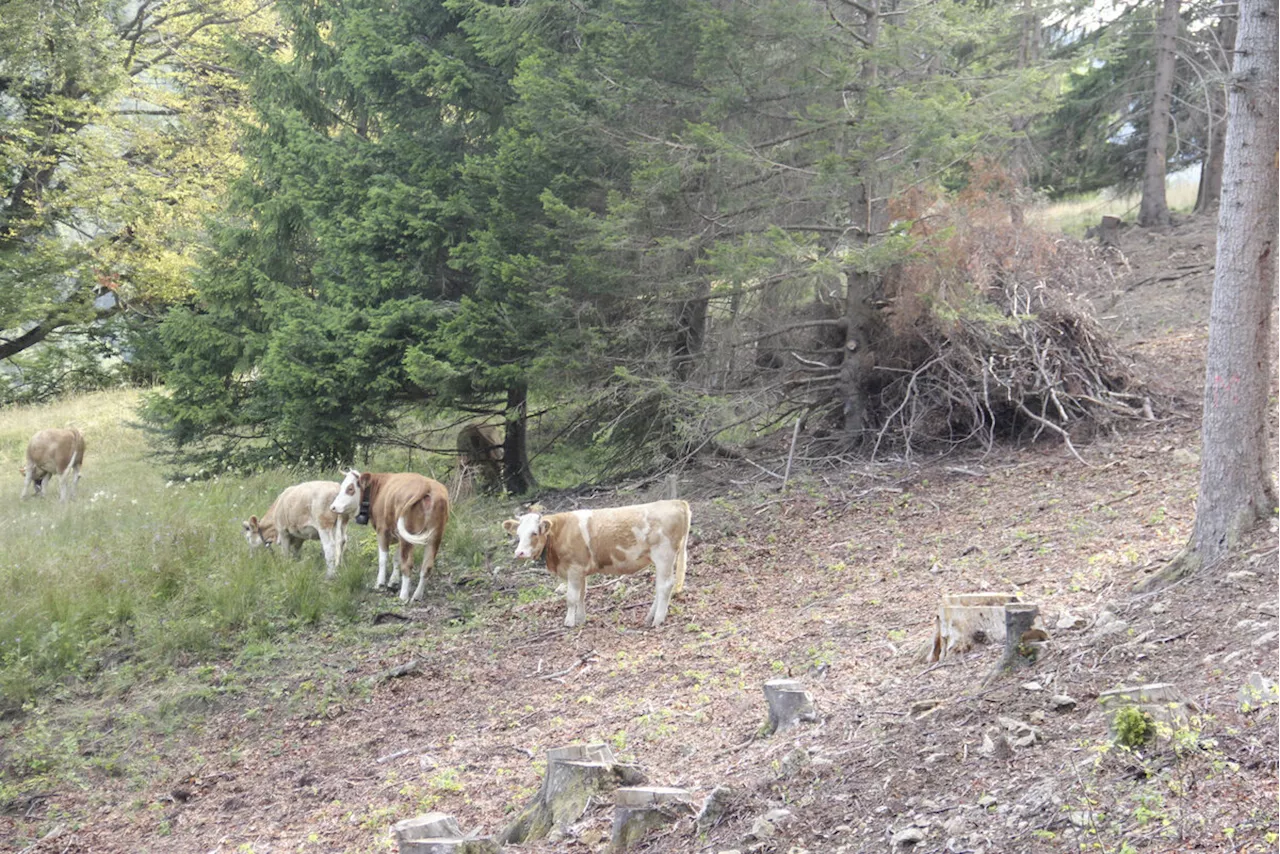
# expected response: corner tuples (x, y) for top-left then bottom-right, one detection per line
(396, 515), (435, 546)
(62, 448), (79, 478)
(395, 487), (443, 546)
(674, 500), (691, 595)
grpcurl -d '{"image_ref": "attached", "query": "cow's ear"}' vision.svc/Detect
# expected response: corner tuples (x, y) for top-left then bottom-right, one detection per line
(502, 519), (518, 535)
(538, 520), (551, 536)
(357, 472), (371, 489)
(247, 516), (258, 530)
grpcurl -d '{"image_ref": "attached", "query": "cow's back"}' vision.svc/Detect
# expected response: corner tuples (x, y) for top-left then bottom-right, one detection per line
(370, 473), (449, 531)
(26, 428), (84, 475)
(273, 482), (342, 532)
(550, 500), (690, 575)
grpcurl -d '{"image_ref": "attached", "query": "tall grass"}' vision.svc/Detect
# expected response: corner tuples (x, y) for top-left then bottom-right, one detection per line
(0, 389), (509, 712)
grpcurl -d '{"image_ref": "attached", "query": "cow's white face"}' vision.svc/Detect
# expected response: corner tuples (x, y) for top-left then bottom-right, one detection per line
(504, 512), (547, 560)
(331, 469), (362, 516)
(243, 516), (269, 548)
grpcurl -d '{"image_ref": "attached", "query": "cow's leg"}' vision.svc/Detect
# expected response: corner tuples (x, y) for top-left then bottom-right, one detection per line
(407, 535), (438, 602)
(647, 542), (678, 627)
(287, 534), (303, 560)
(375, 530), (392, 589)
(20, 467), (35, 500)
(318, 527), (337, 577)
(673, 535), (688, 596)
(564, 570), (587, 627)
(334, 518), (347, 565)
(397, 541), (418, 602)
(388, 547), (402, 589)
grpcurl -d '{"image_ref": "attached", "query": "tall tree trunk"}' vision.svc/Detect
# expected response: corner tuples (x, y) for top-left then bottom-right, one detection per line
(1137, 0), (1181, 227)
(1009, 0), (1041, 223)
(1193, 8), (1236, 214)
(1138, 0), (1277, 590)
(837, 0), (885, 448)
(503, 381), (538, 495)
(672, 279), (710, 383)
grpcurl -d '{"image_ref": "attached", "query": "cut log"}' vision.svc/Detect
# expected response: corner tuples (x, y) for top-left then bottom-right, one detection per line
(499, 743), (645, 845)
(763, 678), (818, 735)
(926, 592), (1021, 662)
(609, 786), (693, 851)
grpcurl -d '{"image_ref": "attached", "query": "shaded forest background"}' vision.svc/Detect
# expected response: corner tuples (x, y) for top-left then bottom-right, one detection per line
(0, 0), (1245, 485)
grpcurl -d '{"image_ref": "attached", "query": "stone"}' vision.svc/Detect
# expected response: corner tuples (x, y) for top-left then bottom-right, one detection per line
(1171, 448), (1199, 467)
(977, 794), (997, 808)
(1149, 601), (1168, 615)
(1049, 694), (1077, 711)
(1251, 631), (1279, 649)
(1055, 612), (1087, 631)
(978, 729), (1012, 759)
(1090, 611), (1128, 639)
(696, 786), (734, 831)
(1226, 570), (1258, 584)
(1021, 681), (1044, 692)
(1068, 811), (1097, 828)
(748, 808), (792, 839)
(1238, 672), (1279, 712)
(891, 827), (926, 847)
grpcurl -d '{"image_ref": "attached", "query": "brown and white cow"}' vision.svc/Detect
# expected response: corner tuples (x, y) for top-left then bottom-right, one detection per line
(21, 427), (85, 501)
(503, 499), (691, 628)
(331, 469), (450, 601)
(243, 481), (352, 575)
(457, 423), (503, 494)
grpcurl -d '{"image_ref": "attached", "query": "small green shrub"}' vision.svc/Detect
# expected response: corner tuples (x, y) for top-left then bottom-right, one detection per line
(1113, 705), (1155, 748)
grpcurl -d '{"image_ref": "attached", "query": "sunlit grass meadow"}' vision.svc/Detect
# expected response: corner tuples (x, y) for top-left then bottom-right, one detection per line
(0, 389), (510, 713)
(1032, 168), (1201, 236)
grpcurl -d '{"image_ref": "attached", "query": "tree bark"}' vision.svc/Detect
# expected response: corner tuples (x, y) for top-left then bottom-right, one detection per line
(838, 0), (886, 449)
(1138, 0), (1277, 590)
(503, 381), (538, 495)
(1137, 0), (1181, 227)
(1194, 8), (1237, 214)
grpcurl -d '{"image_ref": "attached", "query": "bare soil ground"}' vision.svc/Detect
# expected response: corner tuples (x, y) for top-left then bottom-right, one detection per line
(3, 214), (1277, 854)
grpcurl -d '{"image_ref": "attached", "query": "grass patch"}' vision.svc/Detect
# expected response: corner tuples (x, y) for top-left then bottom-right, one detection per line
(1032, 169), (1201, 236)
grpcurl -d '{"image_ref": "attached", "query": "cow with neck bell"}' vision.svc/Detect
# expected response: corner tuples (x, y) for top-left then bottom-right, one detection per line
(331, 469), (450, 602)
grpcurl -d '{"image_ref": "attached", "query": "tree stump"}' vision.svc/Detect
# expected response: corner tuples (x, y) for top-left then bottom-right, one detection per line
(763, 679), (818, 735)
(926, 592), (1021, 662)
(499, 743), (645, 845)
(392, 813), (500, 854)
(393, 813), (464, 844)
(400, 840), (500, 854)
(609, 786), (693, 851)
(1096, 215), (1124, 248)
(988, 603), (1043, 678)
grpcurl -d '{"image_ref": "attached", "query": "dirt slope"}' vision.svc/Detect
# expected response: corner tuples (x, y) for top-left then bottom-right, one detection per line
(4, 216), (1277, 854)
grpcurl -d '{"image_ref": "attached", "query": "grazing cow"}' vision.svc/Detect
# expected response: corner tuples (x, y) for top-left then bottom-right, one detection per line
(243, 481), (352, 576)
(331, 469), (450, 602)
(457, 423), (504, 494)
(21, 428), (85, 501)
(503, 499), (691, 628)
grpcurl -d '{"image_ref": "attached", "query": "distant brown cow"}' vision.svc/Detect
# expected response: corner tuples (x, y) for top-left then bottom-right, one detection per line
(21, 428), (85, 501)
(457, 423), (503, 494)
(503, 499), (692, 628)
(331, 469), (450, 601)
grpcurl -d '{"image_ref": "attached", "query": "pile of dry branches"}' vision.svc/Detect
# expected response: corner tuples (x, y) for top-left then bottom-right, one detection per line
(872, 235), (1152, 461)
